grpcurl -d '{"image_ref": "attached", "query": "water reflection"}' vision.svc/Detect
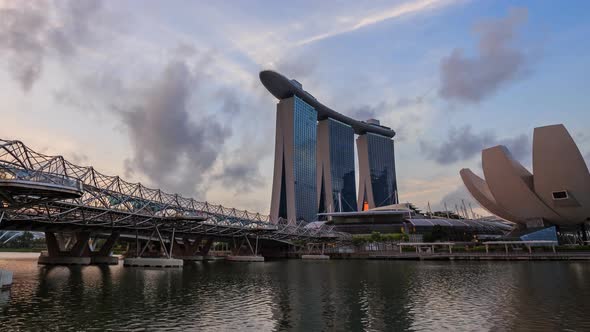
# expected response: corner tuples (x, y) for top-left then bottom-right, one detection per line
(1, 258), (590, 331)
(0, 290), (9, 309)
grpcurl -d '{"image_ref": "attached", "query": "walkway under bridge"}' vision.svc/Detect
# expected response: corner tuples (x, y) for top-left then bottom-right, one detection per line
(0, 139), (348, 265)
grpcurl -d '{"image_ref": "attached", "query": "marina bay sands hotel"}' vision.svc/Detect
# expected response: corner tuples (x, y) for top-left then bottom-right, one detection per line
(260, 70), (398, 223)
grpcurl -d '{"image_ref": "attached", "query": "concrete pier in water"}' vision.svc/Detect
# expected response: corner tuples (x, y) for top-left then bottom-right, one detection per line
(123, 258), (183, 267)
(38, 232), (120, 266)
(301, 254), (330, 260)
(0, 269), (13, 290)
(176, 255), (204, 261)
(38, 253), (91, 265)
(226, 255), (264, 262)
(91, 256), (119, 265)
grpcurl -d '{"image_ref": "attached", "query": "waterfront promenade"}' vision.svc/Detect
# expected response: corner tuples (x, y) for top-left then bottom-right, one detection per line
(368, 251), (590, 261)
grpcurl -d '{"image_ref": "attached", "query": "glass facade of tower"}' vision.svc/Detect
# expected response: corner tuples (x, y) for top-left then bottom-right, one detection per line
(293, 96), (318, 222)
(366, 133), (398, 207)
(328, 119), (356, 212)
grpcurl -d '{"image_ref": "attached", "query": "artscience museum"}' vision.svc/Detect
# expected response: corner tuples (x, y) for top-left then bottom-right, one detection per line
(460, 124), (590, 243)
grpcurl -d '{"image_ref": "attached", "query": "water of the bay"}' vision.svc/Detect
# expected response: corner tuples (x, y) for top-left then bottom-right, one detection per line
(1, 254), (589, 331)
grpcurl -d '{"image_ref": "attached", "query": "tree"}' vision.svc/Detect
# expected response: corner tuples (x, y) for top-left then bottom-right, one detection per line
(427, 225), (450, 242)
(370, 231), (383, 243)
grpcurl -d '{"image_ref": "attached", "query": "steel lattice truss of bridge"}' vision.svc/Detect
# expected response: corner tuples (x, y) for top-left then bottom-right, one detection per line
(0, 139), (348, 243)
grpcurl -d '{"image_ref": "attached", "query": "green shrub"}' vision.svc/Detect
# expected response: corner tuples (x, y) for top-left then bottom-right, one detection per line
(557, 245), (590, 252)
(470, 246), (488, 252)
(451, 246), (467, 252)
(352, 236), (366, 246)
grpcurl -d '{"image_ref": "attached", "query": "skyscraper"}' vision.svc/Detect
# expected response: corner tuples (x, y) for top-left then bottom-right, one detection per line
(270, 96), (318, 223)
(260, 70), (397, 223)
(357, 130), (399, 210)
(317, 118), (356, 215)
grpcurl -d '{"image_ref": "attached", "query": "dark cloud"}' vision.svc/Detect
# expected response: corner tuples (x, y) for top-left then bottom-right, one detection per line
(53, 68), (125, 113)
(211, 92), (267, 193)
(173, 43), (198, 58)
(0, 2), (48, 91)
(420, 125), (530, 165)
(0, 2), (266, 207)
(119, 60), (232, 196)
(392, 95), (428, 109)
(348, 95), (429, 121)
(0, 0), (106, 91)
(215, 89), (241, 115)
(67, 152), (89, 165)
(348, 102), (384, 121)
(214, 156), (264, 193)
(439, 8), (532, 103)
(51, 39), (262, 197)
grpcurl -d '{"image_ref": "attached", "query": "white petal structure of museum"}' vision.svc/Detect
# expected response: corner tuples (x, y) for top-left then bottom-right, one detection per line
(460, 124), (590, 227)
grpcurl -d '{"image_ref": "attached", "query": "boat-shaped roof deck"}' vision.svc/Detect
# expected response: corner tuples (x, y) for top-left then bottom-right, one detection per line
(260, 70), (396, 138)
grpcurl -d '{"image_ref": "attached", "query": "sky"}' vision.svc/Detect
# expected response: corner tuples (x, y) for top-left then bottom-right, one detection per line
(1, 0), (589, 217)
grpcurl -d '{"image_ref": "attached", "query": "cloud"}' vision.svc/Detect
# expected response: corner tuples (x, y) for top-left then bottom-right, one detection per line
(347, 94), (433, 142)
(272, 56), (317, 81)
(437, 185), (483, 217)
(214, 156), (264, 193)
(439, 185), (469, 206)
(420, 125), (530, 165)
(348, 95), (429, 121)
(50, 34), (266, 199)
(119, 60), (232, 197)
(393, 95), (430, 109)
(348, 103), (383, 121)
(399, 176), (459, 202)
(438, 7), (533, 103)
(66, 152), (89, 165)
(296, 0), (454, 46)
(0, 0), (106, 91)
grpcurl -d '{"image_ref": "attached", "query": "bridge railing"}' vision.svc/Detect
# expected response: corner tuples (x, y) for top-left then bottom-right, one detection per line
(0, 165), (83, 192)
(0, 139), (269, 220)
(0, 139), (346, 240)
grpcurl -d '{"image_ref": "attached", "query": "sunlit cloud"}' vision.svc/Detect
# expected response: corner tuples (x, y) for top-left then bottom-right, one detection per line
(295, 0), (459, 46)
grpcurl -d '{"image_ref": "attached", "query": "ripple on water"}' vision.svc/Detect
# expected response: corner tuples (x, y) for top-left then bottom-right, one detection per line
(1, 259), (590, 331)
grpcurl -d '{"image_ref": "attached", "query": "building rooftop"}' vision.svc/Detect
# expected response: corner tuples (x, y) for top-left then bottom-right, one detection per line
(260, 70), (396, 138)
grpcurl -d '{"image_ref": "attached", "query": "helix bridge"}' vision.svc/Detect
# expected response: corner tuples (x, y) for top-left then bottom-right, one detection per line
(0, 139), (348, 246)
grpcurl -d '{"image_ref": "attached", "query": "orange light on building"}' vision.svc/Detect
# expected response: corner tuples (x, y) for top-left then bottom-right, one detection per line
(362, 201), (369, 211)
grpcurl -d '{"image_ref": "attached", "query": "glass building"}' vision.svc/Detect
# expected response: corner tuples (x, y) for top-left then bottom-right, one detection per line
(317, 118), (356, 214)
(262, 70), (398, 222)
(292, 97), (318, 222)
(357, 133), (398, 210)
(270, 96), (318, 223)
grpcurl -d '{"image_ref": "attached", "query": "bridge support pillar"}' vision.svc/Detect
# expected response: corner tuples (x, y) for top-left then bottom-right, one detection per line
(123, 226), (183, 268)
(200, 238), (214, 255)
(44, 232), (62, 257)
(199, 238), (225, 260)
(226, 236), (264, 262)
(39, 232), (91, 265)
(301, 243), (330, 260)
(173, 237), (205, 261)
(40, 232), (120, 266)
(91, 232), (120, 265)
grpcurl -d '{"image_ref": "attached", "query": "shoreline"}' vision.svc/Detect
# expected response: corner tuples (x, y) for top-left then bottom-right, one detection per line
(325, 251), (590, 261)
(2, 251), (590, 262)
(0, 252), (41, 260)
